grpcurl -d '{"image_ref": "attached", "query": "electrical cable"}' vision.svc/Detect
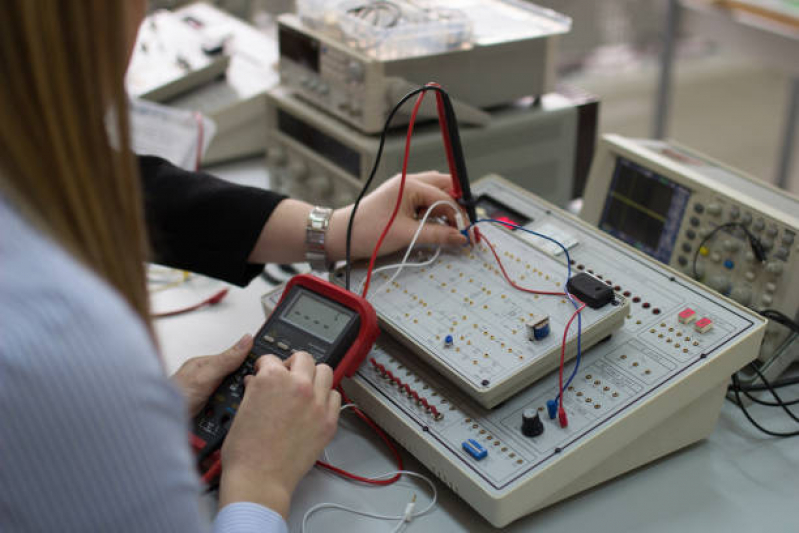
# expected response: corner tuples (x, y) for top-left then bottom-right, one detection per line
(759, 309), (799, 334)
(463, 219), (584, 427)
(372, 199), (463, 294)
(344, 84), (473, 292)
(301, 470), (437, 533)
(360, 90), (430, 298)
(730, 369), (799, 437)
(369, 247), (441, 295)
(728, 373), (799, 392)
(691, 222), (766, 281)
(314, 387), (404, 486)
(193, 111), (204, 171)
(152, 288), (229, 318)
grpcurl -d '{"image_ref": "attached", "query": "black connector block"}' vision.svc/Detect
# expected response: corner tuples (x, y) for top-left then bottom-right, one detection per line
(566, 272), (614, 309)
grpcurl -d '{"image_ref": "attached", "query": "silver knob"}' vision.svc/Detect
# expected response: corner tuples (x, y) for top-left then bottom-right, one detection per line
(730, 287), (751, 306)
(707, 203), (722, 216)
(766, 262), (783, 276)
(266, 146), (288, 166)
(286, 160), (309, 182)
(307, 175), (333, 197)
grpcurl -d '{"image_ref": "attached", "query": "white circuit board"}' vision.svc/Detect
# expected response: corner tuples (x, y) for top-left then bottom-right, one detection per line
(341, 223), (629, 407)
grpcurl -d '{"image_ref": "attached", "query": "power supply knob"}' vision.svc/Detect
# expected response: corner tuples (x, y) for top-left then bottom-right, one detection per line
(521, 409), (544, 438)
(266, 146), (288, 167)
(347, 60), (364, 82)
(286, 160), (309, 182)
(753, 218), (765, 232)
(707, 203), (722, 216)
(333, 191), (354, 207)
(730, 286), (752, 306)
(308, 175), (334, 198)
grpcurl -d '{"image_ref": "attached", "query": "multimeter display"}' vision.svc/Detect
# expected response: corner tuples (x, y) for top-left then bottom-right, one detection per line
(280, 291), (354, 343)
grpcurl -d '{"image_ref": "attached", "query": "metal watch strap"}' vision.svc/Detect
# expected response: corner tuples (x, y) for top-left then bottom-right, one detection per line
(305, 206), (334, 272)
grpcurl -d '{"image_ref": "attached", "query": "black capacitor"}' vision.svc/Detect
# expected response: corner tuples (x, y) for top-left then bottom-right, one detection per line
(521, 409), (544, 437)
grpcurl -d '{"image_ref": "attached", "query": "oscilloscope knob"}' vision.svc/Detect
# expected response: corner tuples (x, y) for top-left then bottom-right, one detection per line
(266, 145), (288, 167)
(708, 275), (731, 294)
(730, 286), (752, 306)
(286, 160), (309, 182)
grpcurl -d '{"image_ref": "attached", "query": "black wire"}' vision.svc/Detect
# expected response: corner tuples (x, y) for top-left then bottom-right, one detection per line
(759, 309), (799, 334)
(344, 85), (468, 291)
(728, 365), (799, 437)
(739, 387), (799, 407)
(691, 222), (766, 281)
(728, 373), (799, 392)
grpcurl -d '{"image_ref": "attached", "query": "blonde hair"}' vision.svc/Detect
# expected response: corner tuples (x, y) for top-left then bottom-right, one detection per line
(0, 2), (151, 328)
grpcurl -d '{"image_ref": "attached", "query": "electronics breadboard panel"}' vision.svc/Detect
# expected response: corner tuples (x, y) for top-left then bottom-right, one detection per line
(581, 135), (799, 377)
(341, 224), (629, 408)
(265, 176), (766, 527)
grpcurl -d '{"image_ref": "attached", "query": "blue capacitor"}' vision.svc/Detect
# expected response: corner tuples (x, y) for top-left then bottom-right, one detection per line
(527, 315), (550, 341)
(534, 321), (550, 340)
(444, 334), (454, 347)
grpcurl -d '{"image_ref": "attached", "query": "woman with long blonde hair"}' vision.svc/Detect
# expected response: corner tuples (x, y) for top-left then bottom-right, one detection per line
(0, 1), (466, 531)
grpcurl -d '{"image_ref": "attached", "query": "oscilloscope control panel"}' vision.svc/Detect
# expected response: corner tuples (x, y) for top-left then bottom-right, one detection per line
(580, 135), (798, 371)
(263, 175), (766, 527)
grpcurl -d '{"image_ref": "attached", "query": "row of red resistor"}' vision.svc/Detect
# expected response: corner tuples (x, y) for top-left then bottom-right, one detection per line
(370, 357), (443, 421)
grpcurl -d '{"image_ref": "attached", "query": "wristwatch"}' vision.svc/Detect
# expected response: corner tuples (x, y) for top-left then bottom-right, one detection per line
(305, 206), (334, 272)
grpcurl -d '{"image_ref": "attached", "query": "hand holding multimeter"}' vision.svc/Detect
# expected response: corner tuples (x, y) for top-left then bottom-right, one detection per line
(191, 275), (379, 481)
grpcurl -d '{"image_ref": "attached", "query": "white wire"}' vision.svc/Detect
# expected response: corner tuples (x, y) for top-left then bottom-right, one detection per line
(301, 470), (438, 533)
(370, 247), (442, 294)
(371, 199), (462, 295)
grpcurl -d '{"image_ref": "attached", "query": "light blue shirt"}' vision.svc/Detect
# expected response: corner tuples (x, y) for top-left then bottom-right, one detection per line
(0, 195), (286, 533)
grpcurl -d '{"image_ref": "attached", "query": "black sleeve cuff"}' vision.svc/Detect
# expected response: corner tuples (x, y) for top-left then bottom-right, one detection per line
(139, 155), (287, 287)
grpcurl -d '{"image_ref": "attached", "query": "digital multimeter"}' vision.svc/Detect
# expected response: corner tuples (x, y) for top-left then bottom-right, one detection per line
(190, 274), (379, 460)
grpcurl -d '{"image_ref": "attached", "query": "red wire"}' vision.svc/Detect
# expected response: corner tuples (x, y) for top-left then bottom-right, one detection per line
(153, 288), (229, 318)
(480, 234), (585, 427)
(193, 111), (204, 171)
(558, 303), (585, 426)
(482, 235), (567, 298)
(360, 91), (429, 298)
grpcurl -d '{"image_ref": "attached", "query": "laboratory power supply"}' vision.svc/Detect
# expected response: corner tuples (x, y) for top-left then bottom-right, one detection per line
(263, 175), (766, 527)
(277, 2), (571, 133)
(581, 135), (799, 382)
(265, 85), (598, 208)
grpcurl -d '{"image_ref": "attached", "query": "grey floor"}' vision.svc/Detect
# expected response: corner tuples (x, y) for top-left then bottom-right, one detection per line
(567, 53), (799, 195)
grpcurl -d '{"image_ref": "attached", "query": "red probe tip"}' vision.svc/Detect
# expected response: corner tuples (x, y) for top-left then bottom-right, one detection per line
(558, 407), (569, 428)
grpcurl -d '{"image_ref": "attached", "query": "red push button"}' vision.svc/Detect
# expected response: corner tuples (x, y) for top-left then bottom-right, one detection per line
(678, 308), (697, 324)
(695, 317), (713, 334)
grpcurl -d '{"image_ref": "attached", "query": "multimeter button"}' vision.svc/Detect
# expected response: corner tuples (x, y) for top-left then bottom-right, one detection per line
(277, 341), (290, 351)
(263, 335), (275, 344)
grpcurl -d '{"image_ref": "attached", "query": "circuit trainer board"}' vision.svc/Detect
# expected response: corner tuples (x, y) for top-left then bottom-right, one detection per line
(340, 222), (630, 408)
(263, 175), (766, 527)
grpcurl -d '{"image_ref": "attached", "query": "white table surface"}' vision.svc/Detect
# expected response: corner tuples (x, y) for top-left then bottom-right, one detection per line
(155, 157), (799, 532)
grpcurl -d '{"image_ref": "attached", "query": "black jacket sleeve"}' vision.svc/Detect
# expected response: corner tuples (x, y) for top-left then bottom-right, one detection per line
(139, 155), (286, 286)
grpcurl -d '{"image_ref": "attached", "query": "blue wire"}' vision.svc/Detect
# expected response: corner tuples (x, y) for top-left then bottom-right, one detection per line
(462, 219), (583, 399)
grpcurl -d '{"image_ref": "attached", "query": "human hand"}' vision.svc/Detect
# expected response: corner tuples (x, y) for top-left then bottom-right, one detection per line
(218, 351), (340, 519)
(327, 171), (469, 262)
(171, 334), (253, 418)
